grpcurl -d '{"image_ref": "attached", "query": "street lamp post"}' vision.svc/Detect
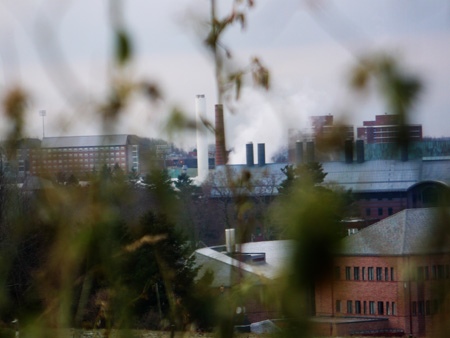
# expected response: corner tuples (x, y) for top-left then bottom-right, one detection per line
(39, 110), (46, 139)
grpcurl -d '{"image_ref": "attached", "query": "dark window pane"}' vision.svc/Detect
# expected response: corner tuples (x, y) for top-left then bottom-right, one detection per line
(354, 267), (360, 281)
(378, 301), (384, 315)
(376, 267), (382, 281)
(347, 300), (353, 314)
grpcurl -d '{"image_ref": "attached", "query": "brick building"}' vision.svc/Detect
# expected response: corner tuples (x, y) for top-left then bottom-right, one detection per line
(314, 208), (450, 336)
(357, 114), (422, 144)
(29, 135), (140, 178)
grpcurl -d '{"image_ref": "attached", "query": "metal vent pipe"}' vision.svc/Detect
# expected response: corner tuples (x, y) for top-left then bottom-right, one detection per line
(225, 228), (236, 253)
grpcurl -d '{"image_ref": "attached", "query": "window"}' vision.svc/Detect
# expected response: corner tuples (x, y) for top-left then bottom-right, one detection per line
(432, 300), (438, 314)
(345, 267), (351, 280)
(376, 267), (382, 281)
(392, 302), (396, 315)
(388, 207), (393, 215)
(418, 301), (424, 315)
(334, 266), (340, 280)
(425, 266), (429, 280)
(438, 265), (444, 279)
(385, 267), (389, 281)
(354, 267), (360, 281)
(366, 208), (371, 216)
(347, 300), (353, 314)
(391, 267), (394, 281)
(355, 301), (361, 314)
(426, 300), (430, 315)
(432, 265), (437, 279)
(387, 302), (390, 315)
(362, 267), (366, 280)
(369, 301), (375, 314)
(336, 300), (341, 313)
(378, 301), (384, 315)
(417, 267), (424, 281)
(368, 267), (374, 280)
(412, 302), (417, 315)
(378, 208), (383, 216)
(363, 301), (367, 314)
(446, 265), (449, 279)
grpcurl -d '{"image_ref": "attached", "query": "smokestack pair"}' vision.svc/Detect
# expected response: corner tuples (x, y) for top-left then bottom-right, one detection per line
(295, 141), (315, 163)
(246, 143), (265, 167)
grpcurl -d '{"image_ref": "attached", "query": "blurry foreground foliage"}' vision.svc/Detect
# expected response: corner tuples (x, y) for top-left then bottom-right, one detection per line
(0, 1), (449, 338)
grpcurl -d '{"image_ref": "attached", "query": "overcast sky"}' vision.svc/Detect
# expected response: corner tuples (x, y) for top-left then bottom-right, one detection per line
(1, 0), (449, 163)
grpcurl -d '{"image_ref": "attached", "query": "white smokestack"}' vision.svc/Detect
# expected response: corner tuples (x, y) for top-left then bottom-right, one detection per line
(195, 94), (208, 183)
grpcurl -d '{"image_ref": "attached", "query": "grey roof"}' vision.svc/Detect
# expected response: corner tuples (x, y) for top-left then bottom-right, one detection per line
(339, 208), (450, 256)
(41, 135), (136, 148)
(194, 240), (293, 287)
(322, 160), (421, 192)
(212, 159), (450, 195)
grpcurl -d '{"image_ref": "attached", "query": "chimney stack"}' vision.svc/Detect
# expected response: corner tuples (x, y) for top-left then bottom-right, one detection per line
(246, 143), (254, 167)
(356, 139), (365, 163)
(195, 95), (208, 182)
(295, 141), (303, 165)
(306, 141), (315, 162)
(257, 143), (265, 166)
(215, 104), (226, 165)
(345, 139), (353, 164)
(401, 143), (408, 162)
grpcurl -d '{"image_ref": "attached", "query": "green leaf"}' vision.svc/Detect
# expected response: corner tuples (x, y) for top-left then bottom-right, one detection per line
(115, 29), (132, 65)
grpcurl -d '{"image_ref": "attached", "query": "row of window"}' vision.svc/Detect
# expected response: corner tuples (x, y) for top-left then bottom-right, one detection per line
(336, 300), (396, 316)
(33, 146), (126, 153)
(336, 266), (394, 281)
(412, 300), (442, 316)
(33, 163), (126, 171)
(32, 152), (126, 159)
(414, 265), (449, 281)
(366, 207), (394, 217)
(357, 195), (399, 201)
(35, 158), (126, 164)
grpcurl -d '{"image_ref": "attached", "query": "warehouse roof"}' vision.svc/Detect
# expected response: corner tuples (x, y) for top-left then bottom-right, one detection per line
(212, 159), (450, 195)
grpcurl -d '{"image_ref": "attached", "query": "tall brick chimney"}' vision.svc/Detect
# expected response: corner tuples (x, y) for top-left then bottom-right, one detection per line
(215, 104), (227, 165)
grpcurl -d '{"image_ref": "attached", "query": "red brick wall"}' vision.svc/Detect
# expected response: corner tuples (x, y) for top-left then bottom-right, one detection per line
(315, 254), (450, 336)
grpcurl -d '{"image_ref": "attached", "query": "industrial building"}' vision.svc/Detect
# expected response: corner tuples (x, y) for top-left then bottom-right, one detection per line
(211, 140), (450, 229)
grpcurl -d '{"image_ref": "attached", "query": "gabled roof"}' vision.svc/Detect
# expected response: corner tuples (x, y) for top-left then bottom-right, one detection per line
(339, 208), (449, 256)
(41, 135), (136, 148)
